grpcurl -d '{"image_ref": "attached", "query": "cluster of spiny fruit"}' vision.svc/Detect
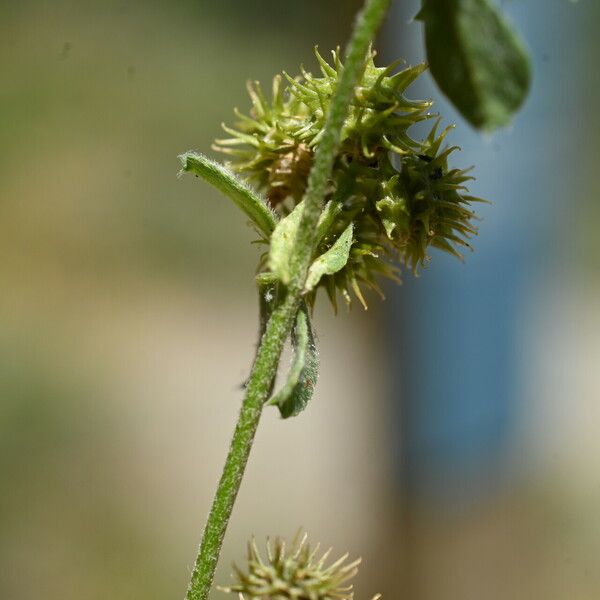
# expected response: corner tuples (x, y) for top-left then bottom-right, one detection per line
(220, 534), (380, 600)
(215, 48), (482, 309)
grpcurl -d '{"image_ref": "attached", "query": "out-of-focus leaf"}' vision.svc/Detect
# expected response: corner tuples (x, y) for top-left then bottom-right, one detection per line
(304, 223), (354, 292)
(179, 152), (277, 238)
(416, 0), (531, 131)
(268, 305), (319, 419)
(268, 201), (304, 285)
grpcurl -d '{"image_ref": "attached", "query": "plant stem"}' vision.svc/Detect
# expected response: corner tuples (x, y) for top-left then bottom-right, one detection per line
(185, 2), (391, 599)
(185, 292), (299, 600)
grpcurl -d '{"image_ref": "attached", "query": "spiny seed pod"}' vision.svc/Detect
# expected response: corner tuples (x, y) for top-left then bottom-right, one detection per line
(214, 47), (430, 207)
(219, 533), (380, 600)
(214, 47), (484, 308)
(372, 119), (482, 275)
(213, 74), (312, 204)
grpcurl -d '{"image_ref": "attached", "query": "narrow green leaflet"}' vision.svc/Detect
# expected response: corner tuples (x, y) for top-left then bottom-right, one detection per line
(417, 0), (531, 131)
(304, 223), (354, 292)
(315, 200), (344, 247)
(268, 200), (305, 285)
(313, 165), (356, 245)
(179, 152), (277, 238)
(268, 305), (319, 419)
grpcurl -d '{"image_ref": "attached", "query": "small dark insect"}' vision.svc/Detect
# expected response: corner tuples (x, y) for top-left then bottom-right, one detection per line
(418, 153), (442, 180)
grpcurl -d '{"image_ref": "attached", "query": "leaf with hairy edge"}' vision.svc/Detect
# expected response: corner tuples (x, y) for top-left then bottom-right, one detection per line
(268, 200), (305, 285)
(179, 152), (277, 238)
(268, 305), (319, 419)
(304, 223), (354, 292)
(417, 0), (531, 131)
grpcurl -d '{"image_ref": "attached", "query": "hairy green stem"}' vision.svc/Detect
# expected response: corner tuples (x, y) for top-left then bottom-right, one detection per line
(185, 1), (391, 599)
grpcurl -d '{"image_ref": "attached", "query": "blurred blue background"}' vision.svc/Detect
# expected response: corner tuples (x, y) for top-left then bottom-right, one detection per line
(383, 0), (591, 500)
(1, 2), (599, 599)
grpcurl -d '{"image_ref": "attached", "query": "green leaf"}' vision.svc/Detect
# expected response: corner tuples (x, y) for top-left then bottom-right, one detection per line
(268, 201), (305, 285)
(417, 0), (531, 131)
(268, 305), (319, 419)
(314, 199), (344, 247)
(304, 223), (354, 292)
(179, 152), (277, 238)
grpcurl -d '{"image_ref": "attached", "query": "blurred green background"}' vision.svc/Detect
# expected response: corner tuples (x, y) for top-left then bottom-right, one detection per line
(1, 1), (599, 599)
